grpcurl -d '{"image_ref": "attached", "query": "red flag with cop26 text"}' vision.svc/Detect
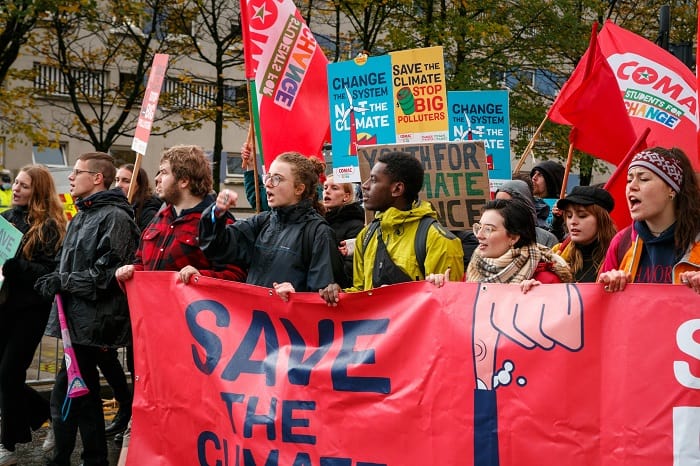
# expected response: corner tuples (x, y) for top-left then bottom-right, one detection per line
(240, 0), (330, 169)
(124, 273), (700, 466)
(548, 23), (636, 165)
(598, 20), (698, 168)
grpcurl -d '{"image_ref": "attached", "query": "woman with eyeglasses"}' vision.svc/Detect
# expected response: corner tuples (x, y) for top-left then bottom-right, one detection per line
(427, 198), (571, 290)
(199, 152), (348, 301)
(0, 165), (67, 464)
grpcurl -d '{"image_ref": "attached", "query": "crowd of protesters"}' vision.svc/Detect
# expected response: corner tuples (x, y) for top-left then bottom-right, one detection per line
(0, 143), (699, 465)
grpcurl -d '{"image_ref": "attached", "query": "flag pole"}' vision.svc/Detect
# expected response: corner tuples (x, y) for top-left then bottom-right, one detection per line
(247, 124), (261, 213)
(245, 78), (262, 213)
(126, 153), (143, 204)
(512, 115), (548, 175)
(560, 131), (576, 199)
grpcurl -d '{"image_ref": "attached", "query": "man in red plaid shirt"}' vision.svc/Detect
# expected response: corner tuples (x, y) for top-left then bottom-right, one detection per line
(114, 145), (245, 461)
(116, 145), (246, 283)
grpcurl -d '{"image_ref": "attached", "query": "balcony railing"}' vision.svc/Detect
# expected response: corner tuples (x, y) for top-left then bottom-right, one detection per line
(34, 63), (107, 98)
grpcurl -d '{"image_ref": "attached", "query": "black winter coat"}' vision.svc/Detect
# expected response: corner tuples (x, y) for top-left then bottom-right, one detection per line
(41, 189), (140, 347)
(0, 206), (61, 315)
(325, 202), (365, 280)
(200, 199), (348, 291)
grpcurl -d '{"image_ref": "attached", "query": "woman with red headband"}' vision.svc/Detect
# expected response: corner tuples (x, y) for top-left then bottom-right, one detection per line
(598, 147), (700, 293)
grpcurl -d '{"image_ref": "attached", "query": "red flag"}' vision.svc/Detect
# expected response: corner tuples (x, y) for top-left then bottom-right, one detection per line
(548, 23), (636, 165)
(597, 20), (698, 169)
(697, 9), (700, 166)
(603, 127), (650, 230)
(240, 0), (330, 169)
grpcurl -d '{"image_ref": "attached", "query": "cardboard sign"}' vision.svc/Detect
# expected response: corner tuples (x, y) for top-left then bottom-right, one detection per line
(358, 141), (490, 230)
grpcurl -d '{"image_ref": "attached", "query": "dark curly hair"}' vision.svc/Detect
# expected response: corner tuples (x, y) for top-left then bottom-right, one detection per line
(377, 151), (424, 204)
(276, 152), (325, 214)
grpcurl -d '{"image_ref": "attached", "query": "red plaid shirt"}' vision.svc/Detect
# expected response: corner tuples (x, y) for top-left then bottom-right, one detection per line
(134, 202), (245, 281)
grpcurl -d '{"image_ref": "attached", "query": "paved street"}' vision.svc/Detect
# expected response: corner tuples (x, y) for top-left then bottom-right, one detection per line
(12, 423), (122, 465)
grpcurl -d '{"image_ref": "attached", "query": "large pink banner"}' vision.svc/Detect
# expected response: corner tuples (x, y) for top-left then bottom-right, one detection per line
(125, 272), (700, 465)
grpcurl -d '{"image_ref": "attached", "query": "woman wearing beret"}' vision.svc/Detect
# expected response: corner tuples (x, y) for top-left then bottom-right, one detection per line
(552, 186), (617, 282)
(598, 147), (700, 293)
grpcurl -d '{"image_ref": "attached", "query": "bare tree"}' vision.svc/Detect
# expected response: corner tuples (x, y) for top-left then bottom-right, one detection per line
(28, 0), (197, 152)
(168, 0), (247, 186)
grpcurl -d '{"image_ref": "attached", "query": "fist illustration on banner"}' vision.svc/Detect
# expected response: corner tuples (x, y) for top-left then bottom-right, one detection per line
(473, 283), (584, 391)
(471, 283), (584, 466)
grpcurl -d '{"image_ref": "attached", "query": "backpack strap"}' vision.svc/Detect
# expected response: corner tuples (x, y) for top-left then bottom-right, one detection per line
(414, 216), (437, 277)
(362, 216), (436, 278)
(362, 219), (381, 250)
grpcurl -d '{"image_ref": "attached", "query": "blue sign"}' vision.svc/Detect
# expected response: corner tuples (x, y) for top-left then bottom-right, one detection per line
(327, 55), (396, 182)
(448, 90), (511, 181)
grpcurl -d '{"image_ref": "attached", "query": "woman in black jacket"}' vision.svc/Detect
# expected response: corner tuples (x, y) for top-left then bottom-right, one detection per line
(0, 165), (67, 463)
(200, 152), (348, 299)
(322, 175), (364, 280)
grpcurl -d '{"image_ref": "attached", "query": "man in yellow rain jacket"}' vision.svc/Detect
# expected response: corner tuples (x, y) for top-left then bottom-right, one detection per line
(320, 151), (464, 305)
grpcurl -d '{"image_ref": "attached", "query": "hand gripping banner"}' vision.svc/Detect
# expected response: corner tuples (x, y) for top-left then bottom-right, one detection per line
(124, 273), (700, 466)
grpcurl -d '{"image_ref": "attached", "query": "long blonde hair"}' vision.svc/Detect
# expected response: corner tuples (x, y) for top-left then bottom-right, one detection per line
(20, 165), (67, 259)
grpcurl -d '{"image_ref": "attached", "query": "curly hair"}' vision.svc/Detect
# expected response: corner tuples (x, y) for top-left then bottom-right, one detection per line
(18, 165), (67, 259)
(276, 152), (325, 214)
(377, 151), (424, 204)
(160, 145), (213, 197)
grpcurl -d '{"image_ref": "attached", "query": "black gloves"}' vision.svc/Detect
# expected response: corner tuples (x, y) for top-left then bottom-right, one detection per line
(35, 272), (61, 298)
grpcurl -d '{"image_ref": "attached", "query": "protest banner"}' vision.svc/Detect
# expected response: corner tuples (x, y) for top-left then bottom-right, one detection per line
(124, 273), (700, 466)
(390, 46), (449, 143)
(448, 90), (511, 186)
(131, 54), (169, 156)
(358, 142), (489, 230)
(130, 53), (168, 203)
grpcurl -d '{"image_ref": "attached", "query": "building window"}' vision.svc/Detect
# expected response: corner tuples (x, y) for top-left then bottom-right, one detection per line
(33, 144), (67, 166)
(110, 147), (137, 167)
(225, 152), (245, 178)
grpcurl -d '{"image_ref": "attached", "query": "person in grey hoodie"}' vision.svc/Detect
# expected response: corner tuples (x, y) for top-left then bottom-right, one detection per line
(495, 180), (558, 248)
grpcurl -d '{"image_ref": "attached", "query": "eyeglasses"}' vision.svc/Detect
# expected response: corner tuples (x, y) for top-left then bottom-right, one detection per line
(263, 173), (286, 187)
(71, 169), (99, 177)
(473, 222), (499, 237)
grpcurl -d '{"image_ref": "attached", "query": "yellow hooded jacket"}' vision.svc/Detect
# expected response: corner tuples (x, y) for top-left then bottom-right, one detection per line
(347, 201), (464, 292)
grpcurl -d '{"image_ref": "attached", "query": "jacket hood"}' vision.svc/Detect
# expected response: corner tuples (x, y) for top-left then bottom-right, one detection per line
(531, 160), (565, 198)
(497, 180), (539, 222)
(76, 188), (134, 218)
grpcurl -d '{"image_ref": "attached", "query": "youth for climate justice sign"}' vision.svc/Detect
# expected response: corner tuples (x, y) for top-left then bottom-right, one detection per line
(358, 142), (489, 230)
(124, 273), (700, 466)
(448, 90), (511, 183)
